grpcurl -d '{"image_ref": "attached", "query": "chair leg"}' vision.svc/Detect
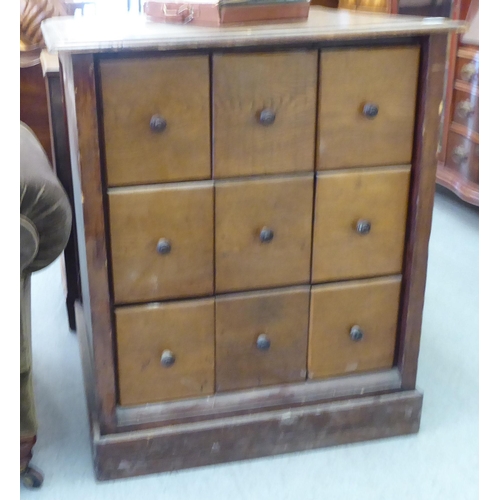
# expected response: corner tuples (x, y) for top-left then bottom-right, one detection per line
(20, 435), (44, 489)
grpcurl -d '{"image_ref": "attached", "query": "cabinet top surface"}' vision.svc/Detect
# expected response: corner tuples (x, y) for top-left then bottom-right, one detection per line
(42, 7), (464, 54)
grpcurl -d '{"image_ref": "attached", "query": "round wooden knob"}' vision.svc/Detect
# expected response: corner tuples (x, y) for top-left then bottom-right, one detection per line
(157, 238), (172, 255)
(362, 103), (379, 119)
(258, 108), (276, 126)
(160, 350), (176, 367)
(260, 227), (274, 243)
(256, 334), (271, 351)
(150, 114), (167, 132)
(350, 326), (364, 342)
(356, 220), (371, 235)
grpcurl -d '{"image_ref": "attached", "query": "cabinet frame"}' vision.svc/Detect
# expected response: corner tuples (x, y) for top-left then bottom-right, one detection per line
(61, 32), (448, 479)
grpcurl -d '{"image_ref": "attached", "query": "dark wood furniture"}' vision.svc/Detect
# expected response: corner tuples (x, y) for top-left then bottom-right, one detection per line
(42, 7), (463, 481)
(437, 0), (479, 205)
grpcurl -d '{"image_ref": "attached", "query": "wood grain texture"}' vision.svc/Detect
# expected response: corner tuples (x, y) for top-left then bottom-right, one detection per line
(100, 56), (211, 187)
(444, 130), (479, 184)
(213, 51), (317, 178)
(317, 46), (420, 170)
(215, 287), (310, 392)
(116, 368), (401, 430)
(60, 53), (117, 432)
(215, 175), (314, 293)
(108, 182), (214, 304)
(397, 34), (449, 389)
(308, 276), (401, 379)
(95, 390), (422, 480)
(41, 8), (465, 55)
(20, 64), (52, 162)
(116, 299), (215, 406)
(312, 166), (411, 283)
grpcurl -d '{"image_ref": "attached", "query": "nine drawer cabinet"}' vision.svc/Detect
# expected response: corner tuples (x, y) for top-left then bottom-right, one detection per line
(42, 7), (463, 480)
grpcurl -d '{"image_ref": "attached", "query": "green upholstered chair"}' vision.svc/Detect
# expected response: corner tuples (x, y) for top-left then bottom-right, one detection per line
(20, 122), (72, 488)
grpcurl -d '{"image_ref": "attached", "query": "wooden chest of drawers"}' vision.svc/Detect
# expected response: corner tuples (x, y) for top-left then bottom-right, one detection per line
(42, 7), (463, 480)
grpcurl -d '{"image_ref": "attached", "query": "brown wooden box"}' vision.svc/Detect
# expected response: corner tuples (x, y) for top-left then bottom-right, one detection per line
(42, 6), (464, 481)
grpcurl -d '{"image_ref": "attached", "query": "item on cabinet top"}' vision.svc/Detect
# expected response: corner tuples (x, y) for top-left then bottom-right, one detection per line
(143, 0), (311, 26)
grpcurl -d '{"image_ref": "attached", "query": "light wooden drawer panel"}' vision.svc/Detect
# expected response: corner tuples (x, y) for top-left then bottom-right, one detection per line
(215, 175), (314, 293)
(100, 56), (211, 187)
(213, 51), (317, 178)
(216, 287), (309, 392)
(308, 276), (401, 379)
(312, 166), (410, 283)
(318, 46), (420, 170)
(108, 182), (214, 304)
(116, 298), (215, 406)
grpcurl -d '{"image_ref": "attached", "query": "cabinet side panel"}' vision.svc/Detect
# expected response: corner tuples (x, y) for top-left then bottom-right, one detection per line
(397, 34), (448, 388)
(60, 53), (116, 432)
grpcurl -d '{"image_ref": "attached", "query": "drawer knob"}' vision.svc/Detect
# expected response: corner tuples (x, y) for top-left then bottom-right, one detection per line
(260, 227), (274, 243)
(258, 108), (276, 126)
(362, 103), (379, 119)
(150, 114), (167, 133)
(356, 219), (371, 235)
(460, 63), (476, 82)
(156, 238), (172, 255)
(160, 350), (176, 367)
(452, 146), (469, 164)
(350, 325), (364, 342)
(457, 100), (474, 118)
(256, 334), (271, 351)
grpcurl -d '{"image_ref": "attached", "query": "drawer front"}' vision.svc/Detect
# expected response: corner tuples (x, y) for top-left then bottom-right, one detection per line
(455, 53), (479, 87)
(312, 166), (410, 283)
(318, 46), (419, 170)
(445, 132), (479, 184)
(100, 56), (211, 187)
(213, 51), (317, 178)
(109, 183), (214, 304)
(215, 175), (314, 293)
(308, 276), (401, 379)
(451, 88), (479, 133)
(116, 298), (215, 406)
(216, 287), (309, 392)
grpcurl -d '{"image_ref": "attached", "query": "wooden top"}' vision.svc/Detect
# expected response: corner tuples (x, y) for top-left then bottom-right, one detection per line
(41, 7), (465, 54)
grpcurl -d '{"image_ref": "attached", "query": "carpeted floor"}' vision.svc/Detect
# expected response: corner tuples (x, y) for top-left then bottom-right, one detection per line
(21, 188), (479, 500)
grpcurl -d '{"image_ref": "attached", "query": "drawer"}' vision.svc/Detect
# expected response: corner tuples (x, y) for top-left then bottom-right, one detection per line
(213, 51), (317, 178)
(318, 46), (419, 170)
(100, 56), (211, 187)
(215, 175), (314, 293)
(445, 131), (479, 184)
(455, 52), (479, 87)
(308, 276), (401, 379)
(451, 87), (479, 133)
(116, 298), (215, 406)
(216, 287), (309, 392)
(108, 182), (214, 304)
(312, 166), (410, 283)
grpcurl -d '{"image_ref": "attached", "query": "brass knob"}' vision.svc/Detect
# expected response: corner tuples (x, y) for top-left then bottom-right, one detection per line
(452, 145), (468, 164)
(350, 325), (364, 342)
(160, 350), (176, 367)
(456, 100), (474, 118)
(257, 108), (276, 126)
(362, 103), (379, 119)
(356, 219), (371, 235)
(157, 238), (172, 255)
(256, 334), (271, 351)
(150, 114), (167, 132)
(259, 227), (274, 243)
(460, 62), (476, 82)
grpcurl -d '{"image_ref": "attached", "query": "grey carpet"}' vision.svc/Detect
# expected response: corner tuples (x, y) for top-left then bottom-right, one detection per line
(22, 189), (479, 499)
